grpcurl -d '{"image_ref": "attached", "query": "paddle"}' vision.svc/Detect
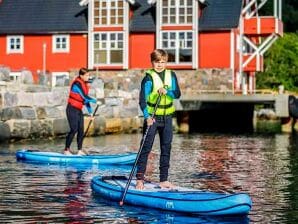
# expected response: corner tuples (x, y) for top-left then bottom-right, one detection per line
(83, 104), (99, 138)
(119, 94), (161, 206)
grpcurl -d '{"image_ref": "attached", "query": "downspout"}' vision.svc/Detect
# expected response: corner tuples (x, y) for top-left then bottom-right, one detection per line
(193, 0), (199, 69)
(123, 1), (129, 69)
(88, 0), (93, 69)
(156, 0), (161, 49)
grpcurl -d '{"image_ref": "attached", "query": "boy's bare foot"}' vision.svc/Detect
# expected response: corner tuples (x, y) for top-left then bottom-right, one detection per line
(159, 181), (176, 189)
(136, 180), (144, 190)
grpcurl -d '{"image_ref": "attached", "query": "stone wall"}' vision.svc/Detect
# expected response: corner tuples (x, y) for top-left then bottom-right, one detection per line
(0, 68), (232, 142)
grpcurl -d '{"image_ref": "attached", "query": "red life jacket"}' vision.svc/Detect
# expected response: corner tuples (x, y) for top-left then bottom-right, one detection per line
(67, 77), (89, 110)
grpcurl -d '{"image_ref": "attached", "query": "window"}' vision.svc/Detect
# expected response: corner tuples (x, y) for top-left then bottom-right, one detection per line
(162, 0), (193, 24)
(161, 31), (193, 64)
(7, 36), (24, 53)
(93, 32), (124, 65)
(52, 35), (69, 53)
(94, 0), (124, 26)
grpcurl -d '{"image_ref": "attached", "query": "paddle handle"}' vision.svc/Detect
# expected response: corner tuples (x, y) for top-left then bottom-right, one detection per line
(83, 104), (99, 137)
(120, 94), (161, 206)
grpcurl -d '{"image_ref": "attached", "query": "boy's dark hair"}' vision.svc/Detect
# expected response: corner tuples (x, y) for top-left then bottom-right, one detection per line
(79, 67), (89, 76)
(150, 49), (168, 62)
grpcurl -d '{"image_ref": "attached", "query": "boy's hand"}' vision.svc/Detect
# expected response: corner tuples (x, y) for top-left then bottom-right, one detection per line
(146, 117), (155, 126)
(157, 87), (167, 95)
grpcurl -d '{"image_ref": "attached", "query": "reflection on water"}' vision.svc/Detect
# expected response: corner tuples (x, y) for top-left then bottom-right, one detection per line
(1, 133), (298, 223)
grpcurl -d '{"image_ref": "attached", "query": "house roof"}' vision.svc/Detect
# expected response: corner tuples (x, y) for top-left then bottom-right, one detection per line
(0, 0), (242, 35)
(130, 0), (156, 32)
(130, 0), (243, 32)
(0, 0), (88, 34)
(199, 0), (243, 31)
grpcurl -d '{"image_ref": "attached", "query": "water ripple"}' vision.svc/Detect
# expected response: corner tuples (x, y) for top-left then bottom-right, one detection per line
(1, 133), (298, 223)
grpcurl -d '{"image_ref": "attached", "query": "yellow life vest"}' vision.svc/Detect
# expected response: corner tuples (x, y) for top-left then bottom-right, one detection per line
(146, 69), (175, 116)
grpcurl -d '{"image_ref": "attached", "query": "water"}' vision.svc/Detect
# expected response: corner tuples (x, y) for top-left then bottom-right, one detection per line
(1, 133), (298, 223)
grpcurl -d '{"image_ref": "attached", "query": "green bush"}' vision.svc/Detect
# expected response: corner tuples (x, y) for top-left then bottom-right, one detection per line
(256, 33), (298, 92)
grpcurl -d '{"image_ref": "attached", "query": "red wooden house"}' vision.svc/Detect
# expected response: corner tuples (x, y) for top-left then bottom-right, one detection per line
(0, 0), (283, 93)
(0, 0), (89, 81)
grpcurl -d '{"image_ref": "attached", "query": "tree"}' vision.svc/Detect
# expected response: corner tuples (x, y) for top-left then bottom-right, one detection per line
(256, 33), (298, 91)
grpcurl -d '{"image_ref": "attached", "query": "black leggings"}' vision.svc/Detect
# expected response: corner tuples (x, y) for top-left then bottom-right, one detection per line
(136, 115), (173, 182)
(65, 104), (84, 150)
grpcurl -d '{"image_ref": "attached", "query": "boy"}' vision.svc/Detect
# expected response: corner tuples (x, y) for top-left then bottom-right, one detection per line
(136, 49), (181, 189)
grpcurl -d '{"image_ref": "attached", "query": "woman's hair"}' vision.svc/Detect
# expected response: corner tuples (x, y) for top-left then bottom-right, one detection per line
(150, 49), (168, 62)
(79, 67), (89, 76)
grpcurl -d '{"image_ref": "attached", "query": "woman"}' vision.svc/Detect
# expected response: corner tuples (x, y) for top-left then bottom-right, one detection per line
(64, 68), (97, 155)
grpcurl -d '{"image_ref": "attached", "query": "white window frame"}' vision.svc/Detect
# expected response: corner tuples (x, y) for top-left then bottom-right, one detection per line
(94, 0), (124, 26)
(6, 35), (24, 54)
(93, 32), (124, 65)
(161, 31), (193, 65)
(51, 72), (70, 87)
(52, 35), (70, 53)
(161, 0), (193, 25)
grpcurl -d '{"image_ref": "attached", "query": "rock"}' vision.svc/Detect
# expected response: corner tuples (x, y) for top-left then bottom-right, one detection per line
(0, 67), (10, 81)
(104, 97), (122, 106)
(21, 70), (34, 84)
(53, 117), (69, 135)
(30, 119), (54, 138)
(104, 89), (119, 98)
(97, 106), (114, 118)
(104, 80), (118, 90)
(91, 78), (104, 89)
(121, 117), (133, 133)
(105, 118), (122, 133)
(23, 84), (51, 92)
(121, 106), (139, 118)
(16, 92), (34, 106)
(179, 123), (189, 133)
(131, 116), (142, 133)
(1, 107), (36, 120)
(83, 116), (95, 136)
(94, 88), (104, 99)
(112, 106), (120, 118)
(38, 72), (48, 85)
(257, 109), (277, 120)
(93, 115), (106, 135)
(37, 106), (63, 119)
(51, 88), (68, 105)
(1, 107), (22, 120)
(3, 92), (17, 107)
(0, 121), (10, 141)
(172, 117), (179, 133)
(6, 119), (31, 139)
(19, 107), (36, 120)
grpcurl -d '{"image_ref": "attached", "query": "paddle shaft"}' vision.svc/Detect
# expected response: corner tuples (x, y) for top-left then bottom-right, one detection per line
(83, 104), (99, 137)
(120, 94), (161, 206)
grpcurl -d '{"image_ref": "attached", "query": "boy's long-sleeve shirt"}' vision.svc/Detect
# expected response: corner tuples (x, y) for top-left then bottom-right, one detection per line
(139, 70), (181, 119)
